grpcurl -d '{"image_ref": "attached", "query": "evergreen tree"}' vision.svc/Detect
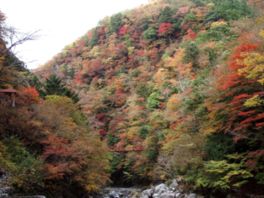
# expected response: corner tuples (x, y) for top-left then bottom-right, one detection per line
(45, 75), (79, 102)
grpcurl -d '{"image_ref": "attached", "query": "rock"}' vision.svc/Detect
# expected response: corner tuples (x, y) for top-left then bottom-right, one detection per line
(0, 193), (8, 198)
(109, 191), (120, 198)
(175, 192), (182, 198)
(159, 191), (176, 198)
(100, 187), (142, 198)
(169, 179), (179, 191)
(154, 183), (169, 195)
(12, 196), (46, 198)
(140, 188), (153, 198)
(186, 193), (197, 198)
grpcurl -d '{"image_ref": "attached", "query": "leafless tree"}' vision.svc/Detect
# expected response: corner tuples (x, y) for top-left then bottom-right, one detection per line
(3, 26), (39, 52)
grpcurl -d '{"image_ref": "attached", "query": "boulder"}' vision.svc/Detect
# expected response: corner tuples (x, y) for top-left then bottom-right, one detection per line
(140, 188), (153, 198)
(109, 191), (120, 198)
(186, 193), (197, 198)
(169, 179), (179, 191)
(159, 191), (176, 198)
(175, 192), (182, 198)
(12, 196), (46, 198)
(0, 193), (8, 198)
(154, 183), (169, 195)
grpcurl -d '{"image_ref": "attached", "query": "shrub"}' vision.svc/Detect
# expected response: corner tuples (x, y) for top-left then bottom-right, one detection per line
(183, 12), (197, 23)
(189, 158), (253, 192)
(196, 25), (236, 43)
(204, 133), (235, 160)
(90, 29), (99, 47)
(147, 92), (161, 109)
(143, 27), (157, 41)
(158, 7), (174, 23)
(205, 0), (253, 22)
(136, 84), (153, 99)
(109, 13), (123, 33)
(0, 138), (44, 193)
(107, 134), (120, 146)
(183, 42), (199, 66)
(139, 125), (151, 139)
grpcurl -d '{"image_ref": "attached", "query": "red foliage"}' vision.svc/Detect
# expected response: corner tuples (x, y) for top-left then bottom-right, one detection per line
(184, 29), (197, 40)
(214, 43), (264, 143)
(83, 59), (104, 77)
(98, 129), (107, 136)
(238, 110), (256, 117)
(219, 44), (257, 91)
(158, 22), (173, 36)
(41, 134), (82, 179)
(21, 87), (40, 104)
(87, 31), (93, 40)
(118, 25), (129, 36)
(74, 71), (83, 84)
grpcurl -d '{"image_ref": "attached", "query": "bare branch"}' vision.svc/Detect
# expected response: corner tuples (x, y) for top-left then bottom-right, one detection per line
(4, 28), (40, 52)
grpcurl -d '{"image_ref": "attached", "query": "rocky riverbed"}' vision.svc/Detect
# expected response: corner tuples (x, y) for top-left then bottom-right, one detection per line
(99, 179), (201, 198)
(0, 174), (46, 198)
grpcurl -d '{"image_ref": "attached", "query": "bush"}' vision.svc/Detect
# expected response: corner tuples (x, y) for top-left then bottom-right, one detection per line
(109, 13), (123, 33)
(183, 12), (197, 23)
(136, 84), (153, 99)
(205, 0), (253, 22)
(147, 92), (161, 109)
(90, 29), (99, 47)
(183, 42), (199, 66)
(188, 158), (253, 192)
(204, 133), (235, 160)
(144, 135), (159, 162)
(139, 125), (151, 139)
(158, 7), (173, 23)
(107, 134), (120, 146)
(196, 25), (236, 43)
(0, 138), (44, 193)
(143, 27), (157, 41)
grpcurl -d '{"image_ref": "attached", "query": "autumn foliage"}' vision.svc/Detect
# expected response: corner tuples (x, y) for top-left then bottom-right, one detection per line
(2, 0), (264, 196)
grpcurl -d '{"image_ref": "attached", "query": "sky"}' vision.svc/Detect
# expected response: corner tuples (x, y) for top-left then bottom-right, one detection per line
(0, 0), (149, 69)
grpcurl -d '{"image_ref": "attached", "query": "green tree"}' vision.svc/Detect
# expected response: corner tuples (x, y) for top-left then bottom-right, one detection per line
(206, 0), (252, 22)
(45, 75), (79, 102)
(183, 42), (199, 67)
(109, 13), (123, 33)
(143, 27), (157, 41)
(158, 7), (173, 23)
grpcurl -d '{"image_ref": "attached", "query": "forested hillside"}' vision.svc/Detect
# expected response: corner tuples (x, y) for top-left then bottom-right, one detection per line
(0, 11), (109, 197)
(1, 0), (264, 197)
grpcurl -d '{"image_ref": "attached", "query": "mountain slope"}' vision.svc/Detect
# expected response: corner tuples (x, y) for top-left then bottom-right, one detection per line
(36, 0), (264, 195)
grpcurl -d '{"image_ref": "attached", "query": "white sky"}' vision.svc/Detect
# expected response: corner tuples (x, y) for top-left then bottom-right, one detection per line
(0, 0), (149, 69)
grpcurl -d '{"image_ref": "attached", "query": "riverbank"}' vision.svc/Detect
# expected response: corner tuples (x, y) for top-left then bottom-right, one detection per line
(98, 179), (200, 198)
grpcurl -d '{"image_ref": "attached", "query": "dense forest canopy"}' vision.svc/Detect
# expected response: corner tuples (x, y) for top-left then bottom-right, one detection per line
(1, 0), (264, 197)
(0, 10), (109, 198)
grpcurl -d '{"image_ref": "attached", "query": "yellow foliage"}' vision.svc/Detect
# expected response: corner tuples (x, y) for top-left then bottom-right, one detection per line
(239, 52), (264, 85)
(153, 68), (168, 84)
(166, 94), (180, 111)
(211, 20), (228, 28)
(259, 29), (264, 38)
(244, 95), (264, 107)
(164, 48), (185, 68)
(126, 127), (140, 141)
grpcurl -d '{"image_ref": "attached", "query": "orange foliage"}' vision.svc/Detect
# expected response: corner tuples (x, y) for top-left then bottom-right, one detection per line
(184, 29), (197, 41)
(21, 87), (40, 104)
